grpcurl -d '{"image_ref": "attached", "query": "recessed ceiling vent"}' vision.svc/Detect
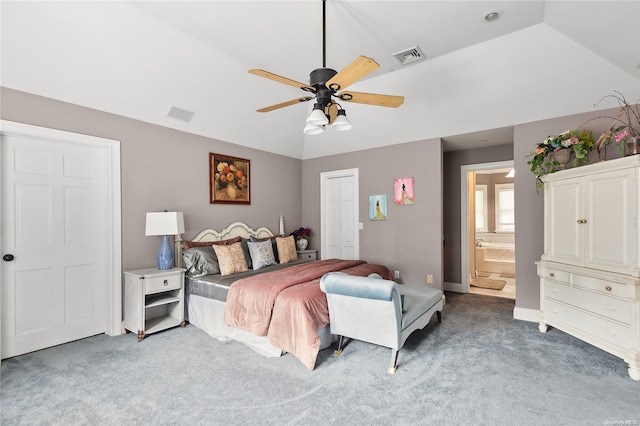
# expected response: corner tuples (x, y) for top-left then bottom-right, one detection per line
(393, 46), (426, 66)
(167, 105), (196, 123)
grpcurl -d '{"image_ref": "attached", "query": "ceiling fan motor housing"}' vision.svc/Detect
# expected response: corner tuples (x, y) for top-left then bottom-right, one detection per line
(310, 67), (338, 106)
(310, 68), (337, 89)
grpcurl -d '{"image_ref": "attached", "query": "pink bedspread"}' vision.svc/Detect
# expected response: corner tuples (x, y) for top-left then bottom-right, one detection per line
(224, 259), (391, 370)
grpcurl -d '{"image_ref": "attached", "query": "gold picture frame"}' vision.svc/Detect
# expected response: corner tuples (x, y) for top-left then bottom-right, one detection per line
(209, 153), (250, 204)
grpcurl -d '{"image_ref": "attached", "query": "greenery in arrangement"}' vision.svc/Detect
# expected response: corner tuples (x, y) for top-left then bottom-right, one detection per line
(290, 227), (311, 241)
(527, 129), (595, 190)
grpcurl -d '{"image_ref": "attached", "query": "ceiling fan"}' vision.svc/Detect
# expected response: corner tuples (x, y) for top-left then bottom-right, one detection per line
(248, 0), (404, 135)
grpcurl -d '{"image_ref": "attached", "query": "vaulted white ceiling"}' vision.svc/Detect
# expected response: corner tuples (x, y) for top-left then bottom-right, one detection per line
(2, 1), (639, 159)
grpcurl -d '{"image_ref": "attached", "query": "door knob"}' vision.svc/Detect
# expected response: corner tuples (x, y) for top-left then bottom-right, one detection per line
(3, 254), (15, 261)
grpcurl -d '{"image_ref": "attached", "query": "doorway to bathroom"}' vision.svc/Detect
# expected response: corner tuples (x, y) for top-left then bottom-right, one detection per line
(460, 160), (515, 299)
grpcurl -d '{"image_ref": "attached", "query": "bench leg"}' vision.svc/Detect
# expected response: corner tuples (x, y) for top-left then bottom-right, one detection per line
(388, 349), (399, 374)
(334, 335), (345, 356)
(436, 311), (443, 322)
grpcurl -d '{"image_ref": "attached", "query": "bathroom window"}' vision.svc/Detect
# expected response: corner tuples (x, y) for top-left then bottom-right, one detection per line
(475, 184), (488, 232)
(495, 183), (515, 232)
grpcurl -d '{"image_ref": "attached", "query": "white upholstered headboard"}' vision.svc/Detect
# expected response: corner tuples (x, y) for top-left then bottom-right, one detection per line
(175, 221), (275, 268)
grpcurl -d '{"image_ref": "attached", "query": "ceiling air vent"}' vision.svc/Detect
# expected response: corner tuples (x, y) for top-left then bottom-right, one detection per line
(167, 105), (196, 123)
(392, 46), (425, 66)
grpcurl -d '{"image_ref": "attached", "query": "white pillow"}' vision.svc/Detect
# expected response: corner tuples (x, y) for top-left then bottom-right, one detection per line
(247, 240), (277, 270)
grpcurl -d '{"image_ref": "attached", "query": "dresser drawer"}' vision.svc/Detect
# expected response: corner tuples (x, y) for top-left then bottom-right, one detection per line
(145, 274), (181, 294)
(572, 274), (633, 298)
(543, 281), (631, 324)
(544, 299), (632, 349)
(539, 267), (570, 283)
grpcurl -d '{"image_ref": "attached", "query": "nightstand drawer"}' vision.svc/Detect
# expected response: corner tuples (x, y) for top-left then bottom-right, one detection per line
(145, 274), (181, 294)
(297, 250), (318, 262)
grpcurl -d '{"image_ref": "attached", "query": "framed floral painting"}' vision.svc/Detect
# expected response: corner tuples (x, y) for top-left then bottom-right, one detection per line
(209, 153), (250, 204)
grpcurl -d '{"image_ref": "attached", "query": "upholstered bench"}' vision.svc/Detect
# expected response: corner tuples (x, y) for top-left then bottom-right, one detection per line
(320, 272), (445, 373)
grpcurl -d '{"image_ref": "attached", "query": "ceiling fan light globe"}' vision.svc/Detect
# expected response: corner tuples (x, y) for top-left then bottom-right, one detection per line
(306, 108), (329, 125)
(303, 123), (324, 135)
(332, 110), (352, 131)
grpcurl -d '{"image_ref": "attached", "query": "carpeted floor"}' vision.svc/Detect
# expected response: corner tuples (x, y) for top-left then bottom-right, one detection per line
(1, 293), (637, 425)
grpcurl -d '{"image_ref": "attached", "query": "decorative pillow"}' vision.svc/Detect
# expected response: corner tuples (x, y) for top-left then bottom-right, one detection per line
(276, 236), (297, 264)
(183, 247), (220, 277)
(212, 242), (249, 276)
(248, 240), (277, 270)
(183, 236), (242, 250)
(250, 235), (279, 263)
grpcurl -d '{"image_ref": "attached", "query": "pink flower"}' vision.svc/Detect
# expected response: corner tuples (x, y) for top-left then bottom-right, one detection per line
(615, 129), (629, 143)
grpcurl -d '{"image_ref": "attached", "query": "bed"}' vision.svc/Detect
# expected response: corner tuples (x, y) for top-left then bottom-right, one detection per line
(175, 222), (392, 370)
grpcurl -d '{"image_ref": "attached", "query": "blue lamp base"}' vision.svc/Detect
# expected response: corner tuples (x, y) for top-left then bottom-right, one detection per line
(157, 235), (174, 270)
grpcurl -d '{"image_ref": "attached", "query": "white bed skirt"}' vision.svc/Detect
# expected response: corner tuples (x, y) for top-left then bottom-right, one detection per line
(187, 294), (334, 358)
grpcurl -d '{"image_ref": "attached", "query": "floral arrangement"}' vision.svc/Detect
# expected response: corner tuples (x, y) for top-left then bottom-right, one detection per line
(290, 227), (311, 241)
(527, 129), (594, 190)
(591, 92), (640, 156)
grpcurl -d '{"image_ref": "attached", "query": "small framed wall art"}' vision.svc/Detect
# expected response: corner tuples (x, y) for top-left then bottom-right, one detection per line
(369, 195), (387, 221)
(394, 177), (414, 205)
(209, 153), (250, 204)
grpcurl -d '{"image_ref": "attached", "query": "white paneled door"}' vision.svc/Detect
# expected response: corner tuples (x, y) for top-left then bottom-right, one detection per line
(321, 169), (359, 260)
(1, 124), (117, 358)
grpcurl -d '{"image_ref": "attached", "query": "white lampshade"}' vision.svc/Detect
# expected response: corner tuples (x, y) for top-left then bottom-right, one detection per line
(303, 122), (325, 135)
(331, 109), (352, 131)
(306, 104), (329, 126)
(145, 212), (185, 236)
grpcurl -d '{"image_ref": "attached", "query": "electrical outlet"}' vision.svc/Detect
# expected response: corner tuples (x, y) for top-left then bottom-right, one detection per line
(394, 270), (400, 279)
(427, 274), (433, 284)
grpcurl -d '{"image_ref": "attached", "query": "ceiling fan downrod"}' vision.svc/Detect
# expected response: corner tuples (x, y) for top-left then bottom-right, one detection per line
(322, 0), (326, 68)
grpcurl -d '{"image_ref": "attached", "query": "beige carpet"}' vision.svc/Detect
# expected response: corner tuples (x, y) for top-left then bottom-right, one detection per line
(470, 277), (507, 290)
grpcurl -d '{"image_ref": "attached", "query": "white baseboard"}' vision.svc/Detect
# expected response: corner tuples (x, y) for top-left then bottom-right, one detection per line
(513, 306), (540, 323)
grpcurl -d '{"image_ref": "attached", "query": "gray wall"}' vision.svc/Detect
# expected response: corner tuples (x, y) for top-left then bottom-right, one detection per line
(302, 138), (443, 290)
(3, 87), (626, 314)
(1, 88), (303, 271)
(443, 144), (514, 284)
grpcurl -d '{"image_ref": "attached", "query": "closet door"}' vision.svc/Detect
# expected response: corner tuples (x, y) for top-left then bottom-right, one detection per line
(321, 169), (359, 260)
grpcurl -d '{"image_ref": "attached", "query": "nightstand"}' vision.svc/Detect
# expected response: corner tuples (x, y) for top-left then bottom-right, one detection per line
(297, 249), (318, 262)
(124, 267), (185, 341)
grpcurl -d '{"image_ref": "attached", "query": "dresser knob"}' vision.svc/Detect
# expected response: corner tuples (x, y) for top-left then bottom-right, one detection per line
(605, 285), (612, 292)
(549, 272), (555, 278)
(164, 279), (168, 286)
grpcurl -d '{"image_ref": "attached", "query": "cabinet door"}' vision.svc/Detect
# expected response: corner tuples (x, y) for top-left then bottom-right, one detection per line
(584, 167), (636, 273)
(544, 178), (583, 266)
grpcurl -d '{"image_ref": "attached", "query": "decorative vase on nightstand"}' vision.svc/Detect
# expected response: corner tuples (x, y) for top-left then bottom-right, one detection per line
(296, 238), (308, 251)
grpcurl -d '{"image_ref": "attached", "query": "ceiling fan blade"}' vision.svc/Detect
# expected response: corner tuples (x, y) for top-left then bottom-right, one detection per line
(325, 56), (380, 92)
(249, 69), (315, 92)
(325, 103), (339, 124)
(337, 91), (404, 108)
(257, 97), (314, 113)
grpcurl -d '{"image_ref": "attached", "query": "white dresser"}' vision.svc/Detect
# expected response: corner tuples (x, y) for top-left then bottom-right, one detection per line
(537, 155), (640, 380)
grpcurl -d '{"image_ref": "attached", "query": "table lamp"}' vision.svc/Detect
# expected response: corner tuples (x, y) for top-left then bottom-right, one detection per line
(145, 211), (185, 270)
